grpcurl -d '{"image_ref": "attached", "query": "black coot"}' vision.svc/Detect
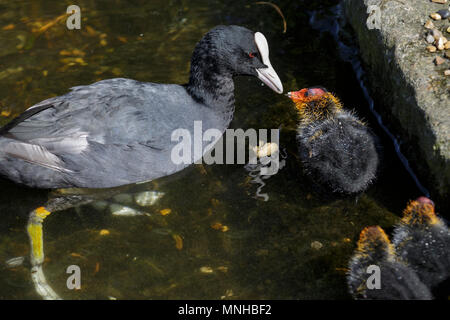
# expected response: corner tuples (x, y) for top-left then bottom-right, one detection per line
(0, 25), (283, 300)
(0, 25), (283, 189)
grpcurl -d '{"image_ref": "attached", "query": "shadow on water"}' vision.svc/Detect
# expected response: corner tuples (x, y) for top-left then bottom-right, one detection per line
(0, 0), (445, 299)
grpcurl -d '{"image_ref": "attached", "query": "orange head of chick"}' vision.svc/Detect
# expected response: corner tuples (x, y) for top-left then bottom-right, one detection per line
(287, 87), (343, 123)
(402, 197), (440, 227)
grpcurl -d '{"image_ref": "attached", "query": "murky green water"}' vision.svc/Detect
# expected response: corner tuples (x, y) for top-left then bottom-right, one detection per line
(0, 0), (434, 299)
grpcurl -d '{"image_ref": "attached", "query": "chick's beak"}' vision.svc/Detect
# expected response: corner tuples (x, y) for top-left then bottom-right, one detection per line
(286, 89), (306, 103)
(254, 32), (283, 94)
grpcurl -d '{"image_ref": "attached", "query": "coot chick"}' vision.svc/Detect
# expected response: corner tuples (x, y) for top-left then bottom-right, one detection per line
(347, 226), (432, 300)
(392, 197), (450, 288)
(287, 87), (379, 194)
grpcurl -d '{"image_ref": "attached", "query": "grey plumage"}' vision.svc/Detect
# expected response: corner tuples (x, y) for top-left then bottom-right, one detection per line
(0, 25), (281, 188)
(0, 80), (227, 188)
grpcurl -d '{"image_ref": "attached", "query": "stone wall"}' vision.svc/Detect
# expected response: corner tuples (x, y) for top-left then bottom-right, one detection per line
(344, 0), (449, 207)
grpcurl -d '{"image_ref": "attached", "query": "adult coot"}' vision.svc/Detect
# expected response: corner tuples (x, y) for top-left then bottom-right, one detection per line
(0, 25), (282, 189)
(287, 87), (379, 194)
(0, 25), (283, 299)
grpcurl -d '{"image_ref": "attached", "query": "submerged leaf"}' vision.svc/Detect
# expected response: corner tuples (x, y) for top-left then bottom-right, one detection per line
(160, 208), (172, 216)
(172, 234), (183, 250)
(2, 24), (15, 31)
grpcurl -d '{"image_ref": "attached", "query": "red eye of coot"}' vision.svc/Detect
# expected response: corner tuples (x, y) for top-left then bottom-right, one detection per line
(248, 52), (256, 58)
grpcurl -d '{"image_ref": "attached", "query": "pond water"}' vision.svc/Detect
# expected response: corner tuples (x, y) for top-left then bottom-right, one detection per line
(0, 0), (438, 299)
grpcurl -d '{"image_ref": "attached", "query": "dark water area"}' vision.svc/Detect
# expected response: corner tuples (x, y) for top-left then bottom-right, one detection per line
(0, 0), (444, 299)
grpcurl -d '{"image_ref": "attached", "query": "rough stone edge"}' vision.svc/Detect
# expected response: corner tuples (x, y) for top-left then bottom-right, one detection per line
(343, 0), (449, 207)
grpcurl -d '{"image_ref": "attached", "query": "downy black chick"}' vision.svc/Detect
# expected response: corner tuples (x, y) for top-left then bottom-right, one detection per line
(288, 87), (379, 194)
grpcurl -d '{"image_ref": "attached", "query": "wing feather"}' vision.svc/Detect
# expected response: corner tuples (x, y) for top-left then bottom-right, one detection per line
(3, 141), (73, 173)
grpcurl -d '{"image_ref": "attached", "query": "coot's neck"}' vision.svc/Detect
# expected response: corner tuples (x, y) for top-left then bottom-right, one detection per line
(185, 35), (236, 121)
(187, 69), (235, 111)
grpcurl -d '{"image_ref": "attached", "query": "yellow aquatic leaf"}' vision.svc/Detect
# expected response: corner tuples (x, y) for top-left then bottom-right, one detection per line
(216, 266), (228, 273)
(117, 36), (128, 43)
(35, 12), (68, 34)
(172, 234), (183, 250)
(60, 49), (85, 57)
(200, 266), (213, 274)
(15, 35), (26, 50)
(72, 49), (85, 56)
(2, 24), (15, 31)
(59, 49), (72, 56)
(42, 70), (48, 77)
(70, 252), (87, 259)
(100, 39), (107, 46)
(160, 208), (171, 216)
(94, 262), (100, 274)
(211, 222), (223, 230)
(86, 26), (97, 36)
(111, 67), (122, 76)
(1, 110), (11, 117)
(211, 223), (228, 232)
(74, 57), (87, 65)
(60, 58), (74, 64)
(60, 57), (87, 66)
(99, 229), (110, 236)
